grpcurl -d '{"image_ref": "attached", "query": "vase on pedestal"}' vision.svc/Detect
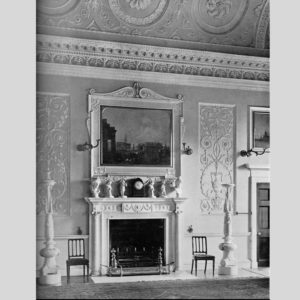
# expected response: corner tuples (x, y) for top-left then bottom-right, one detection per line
(218, 183), (238, 276)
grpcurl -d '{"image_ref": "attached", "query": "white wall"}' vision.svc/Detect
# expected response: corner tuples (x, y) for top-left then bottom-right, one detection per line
(36, 74), (269, 274)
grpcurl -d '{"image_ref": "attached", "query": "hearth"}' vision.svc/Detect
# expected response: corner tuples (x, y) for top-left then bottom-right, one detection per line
(109, 219), (165, 268)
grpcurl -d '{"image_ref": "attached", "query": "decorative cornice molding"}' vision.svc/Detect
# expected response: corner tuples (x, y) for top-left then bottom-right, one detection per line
(37, 62), (269, 92)
(37, 34), (269, 86)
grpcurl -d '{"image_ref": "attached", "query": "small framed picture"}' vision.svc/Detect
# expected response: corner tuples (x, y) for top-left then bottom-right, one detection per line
(249, 106), (270, 151)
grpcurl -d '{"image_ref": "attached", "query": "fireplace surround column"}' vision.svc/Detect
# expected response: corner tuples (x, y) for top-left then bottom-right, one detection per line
(175, 203), (184, 271)
(91, 208), (101, 276)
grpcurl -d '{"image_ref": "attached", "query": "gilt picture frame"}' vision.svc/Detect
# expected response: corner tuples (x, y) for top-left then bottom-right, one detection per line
(249, 106), (270, 151)
(88, 84), (183, 177)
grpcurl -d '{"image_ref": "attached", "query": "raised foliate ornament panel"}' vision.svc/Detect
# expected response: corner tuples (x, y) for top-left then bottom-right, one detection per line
(36, 92), (70, 215)
(198, 103), (235, 214)
(88, 82), (183, 177)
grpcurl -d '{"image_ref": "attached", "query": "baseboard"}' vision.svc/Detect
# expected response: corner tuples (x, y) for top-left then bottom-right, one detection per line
(36, 266), (88, 278)
(181, 259), (251, 271)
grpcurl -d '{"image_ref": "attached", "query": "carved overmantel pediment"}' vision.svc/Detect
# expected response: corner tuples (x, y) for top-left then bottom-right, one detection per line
(85, 197), (187, 215)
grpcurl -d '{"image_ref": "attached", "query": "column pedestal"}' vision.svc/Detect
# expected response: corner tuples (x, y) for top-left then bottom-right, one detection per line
(218, 242), (238, 275)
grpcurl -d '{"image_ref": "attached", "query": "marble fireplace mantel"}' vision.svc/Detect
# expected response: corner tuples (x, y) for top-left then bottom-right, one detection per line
(85, 197), (188, 276)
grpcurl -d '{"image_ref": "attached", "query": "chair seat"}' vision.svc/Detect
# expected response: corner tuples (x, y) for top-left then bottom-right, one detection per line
(193, 254), (215, 260)
(67, 258), (89, 266)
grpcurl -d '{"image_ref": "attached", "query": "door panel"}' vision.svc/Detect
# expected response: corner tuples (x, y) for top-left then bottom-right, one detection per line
(257, 183), (270, 267)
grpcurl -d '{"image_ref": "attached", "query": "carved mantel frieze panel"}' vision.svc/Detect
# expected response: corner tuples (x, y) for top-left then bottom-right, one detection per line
(36, 34), (269, 82)
(85, 197), (187, 215)
(122, 203), (153, 213)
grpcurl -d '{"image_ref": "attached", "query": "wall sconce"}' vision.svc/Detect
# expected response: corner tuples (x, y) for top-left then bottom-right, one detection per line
(187, 225), (193, 233)
(77, 139), (101, 151)
(240, 148), (267, 157)
(182, 142), (193, 155)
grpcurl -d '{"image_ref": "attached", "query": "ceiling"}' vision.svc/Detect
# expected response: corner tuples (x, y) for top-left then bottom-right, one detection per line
(37, 0), (269, 57)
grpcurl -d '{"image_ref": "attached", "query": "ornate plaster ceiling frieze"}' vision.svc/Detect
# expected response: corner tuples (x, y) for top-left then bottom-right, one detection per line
(108, 0), (169, 26)
(36, 92), (70, 216)
(255, 0), (269, 49)
(37, 34), (269, 82)
(191, 0), (248, 34)
(37, 0), (269, 53)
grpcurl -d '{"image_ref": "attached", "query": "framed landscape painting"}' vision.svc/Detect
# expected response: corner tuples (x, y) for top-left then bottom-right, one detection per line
(101, 106), (172, 166)
(249, 106), (270, 151)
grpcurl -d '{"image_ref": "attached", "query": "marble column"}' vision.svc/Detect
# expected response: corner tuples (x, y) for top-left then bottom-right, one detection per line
(91, 207), (101, 276)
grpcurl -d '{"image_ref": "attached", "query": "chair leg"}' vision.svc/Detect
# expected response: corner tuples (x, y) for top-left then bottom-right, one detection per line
(191, 259), (194, 274)
(204, 260), (207, 274)
(87, 265), (89, 277)
(195, 260), (197, 276)
(67, 263), (70, 282)
(213, 258), (215, 276)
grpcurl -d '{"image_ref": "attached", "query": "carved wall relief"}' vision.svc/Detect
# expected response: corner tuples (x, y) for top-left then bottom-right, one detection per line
(36, 93), (70, 215)
(199, 103), (235, 214)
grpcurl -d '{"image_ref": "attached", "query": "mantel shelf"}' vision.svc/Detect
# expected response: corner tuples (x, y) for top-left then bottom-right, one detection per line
(85, 197), (187, 204)
(244, 164), (270, 170)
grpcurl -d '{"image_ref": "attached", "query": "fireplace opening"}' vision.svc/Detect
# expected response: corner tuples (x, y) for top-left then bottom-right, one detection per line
(109, 219), (165, 268)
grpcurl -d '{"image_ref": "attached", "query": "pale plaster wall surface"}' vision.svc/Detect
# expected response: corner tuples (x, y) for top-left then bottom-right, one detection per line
(36, 74), (269, 272)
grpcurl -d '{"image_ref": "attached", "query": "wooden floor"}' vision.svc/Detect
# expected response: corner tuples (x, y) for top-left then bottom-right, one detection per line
(36, 275), (269, 299)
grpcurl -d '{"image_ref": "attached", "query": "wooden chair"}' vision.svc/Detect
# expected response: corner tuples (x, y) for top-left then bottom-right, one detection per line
(191, 236), (215, 276)
(66, 239), (89, 281)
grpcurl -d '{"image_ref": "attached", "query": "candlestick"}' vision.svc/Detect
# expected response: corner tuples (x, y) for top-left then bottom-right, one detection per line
(218, 183), (238, 276)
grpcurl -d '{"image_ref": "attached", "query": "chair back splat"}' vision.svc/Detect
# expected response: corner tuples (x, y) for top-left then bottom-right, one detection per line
(192, 236), (207, 254)
(68, 239), (85, 259)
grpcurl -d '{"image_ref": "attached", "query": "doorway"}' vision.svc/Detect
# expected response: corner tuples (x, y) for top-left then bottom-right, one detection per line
(257, 183), (270, 267)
